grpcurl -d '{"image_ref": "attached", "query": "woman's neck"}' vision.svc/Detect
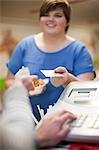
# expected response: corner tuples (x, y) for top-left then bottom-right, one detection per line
(35, 32), (72, 52)
(42, 32), (66, 44)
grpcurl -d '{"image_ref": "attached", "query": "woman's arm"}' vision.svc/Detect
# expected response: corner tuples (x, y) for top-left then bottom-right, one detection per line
(50, 67), (95, 88)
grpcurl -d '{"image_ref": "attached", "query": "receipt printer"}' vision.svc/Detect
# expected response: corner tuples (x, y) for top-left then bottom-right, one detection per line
(59, 81), (99, 106)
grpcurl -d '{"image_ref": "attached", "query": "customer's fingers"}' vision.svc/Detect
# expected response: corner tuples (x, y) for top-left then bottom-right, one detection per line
(58, 124), (70, 139)
(52, 109), (76, 118)
(22, 76), (38, 91)
(54, 110), (69, 117)
(59, 112), (76, 126)
(57, 112), (76, 138)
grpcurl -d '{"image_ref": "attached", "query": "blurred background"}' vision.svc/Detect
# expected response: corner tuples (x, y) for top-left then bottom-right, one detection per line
(0, 0), (99, 78)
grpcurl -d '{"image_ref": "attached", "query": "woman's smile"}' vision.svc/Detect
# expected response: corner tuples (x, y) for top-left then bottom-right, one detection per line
(40, 9), (67, 35)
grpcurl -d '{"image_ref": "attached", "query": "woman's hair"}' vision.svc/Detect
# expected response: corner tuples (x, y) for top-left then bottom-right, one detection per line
(39, 0), (71, 32)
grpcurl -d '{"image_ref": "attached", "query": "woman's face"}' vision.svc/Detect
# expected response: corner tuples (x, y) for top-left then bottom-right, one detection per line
(40, 8), (67, 35)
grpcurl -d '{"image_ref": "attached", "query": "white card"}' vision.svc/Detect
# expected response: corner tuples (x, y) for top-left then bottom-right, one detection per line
(40, 70), (64, 77)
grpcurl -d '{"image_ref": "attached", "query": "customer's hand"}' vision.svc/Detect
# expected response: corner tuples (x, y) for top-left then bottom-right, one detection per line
(21, 76), (37, 91)
(50, 66), (70, 87)
(5, 76), (38, 92)
(36, 110), (76, 148)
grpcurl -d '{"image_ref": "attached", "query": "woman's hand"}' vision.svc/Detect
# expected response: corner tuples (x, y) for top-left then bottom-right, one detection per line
(50, 66), (95, 88)
(50, 67), (70, 87)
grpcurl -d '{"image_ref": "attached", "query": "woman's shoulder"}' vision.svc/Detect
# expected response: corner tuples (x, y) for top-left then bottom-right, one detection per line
(68, 36), (86, 47)
(66, 35), (75, 42)
(66, 36), (90, 56)
(15, 35), (35, 49)
(20, 35), (35, 43)
(67, 36), (88, 53)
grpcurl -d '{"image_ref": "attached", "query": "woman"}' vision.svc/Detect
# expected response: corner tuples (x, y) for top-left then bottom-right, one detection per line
(7, 0), (95, 121)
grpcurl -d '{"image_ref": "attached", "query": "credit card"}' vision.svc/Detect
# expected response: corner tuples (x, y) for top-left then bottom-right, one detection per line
(40, 70), (64, 77)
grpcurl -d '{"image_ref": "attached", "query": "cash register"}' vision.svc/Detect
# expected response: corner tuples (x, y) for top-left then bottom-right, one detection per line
(53, 81), (99, 143)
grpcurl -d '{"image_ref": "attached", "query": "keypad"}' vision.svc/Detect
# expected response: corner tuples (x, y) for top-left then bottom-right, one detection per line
(71, 114), (99, 129)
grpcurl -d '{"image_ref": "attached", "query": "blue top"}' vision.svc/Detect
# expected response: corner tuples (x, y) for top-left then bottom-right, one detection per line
(7, 35), (95, 121)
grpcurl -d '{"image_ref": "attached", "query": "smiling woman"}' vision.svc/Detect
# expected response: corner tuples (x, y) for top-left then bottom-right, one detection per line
(6, 0), (95, 121)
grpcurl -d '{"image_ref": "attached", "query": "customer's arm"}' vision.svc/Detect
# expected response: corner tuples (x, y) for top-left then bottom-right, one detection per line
(1, 79), (76, 149)
(1, 80), (36, 150)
